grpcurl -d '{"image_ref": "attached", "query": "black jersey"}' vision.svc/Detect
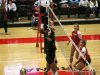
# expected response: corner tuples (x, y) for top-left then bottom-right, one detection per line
(45, 30), (56, 57)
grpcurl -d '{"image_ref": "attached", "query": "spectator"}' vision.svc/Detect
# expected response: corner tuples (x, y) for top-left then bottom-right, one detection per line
(0, 3), (10, 35)
(69, 0), (79, 4)
(0, 0), (2, 6)
(79, 0), (89, 19)
(8, 0), (17, 23)
(90, 0), (98, 17)
(28, 2), (39, 30)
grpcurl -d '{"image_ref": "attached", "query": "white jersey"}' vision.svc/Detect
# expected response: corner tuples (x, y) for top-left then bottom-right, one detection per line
(90, 1), (98, 8)
(79, 0), (89, 7)
(8, 3), (17, 11)
(38, 0), (52, 7)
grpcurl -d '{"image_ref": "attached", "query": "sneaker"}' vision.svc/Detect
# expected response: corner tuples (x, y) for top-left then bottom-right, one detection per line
(66, 65), (72, 70)
(28, 27), (32, 30)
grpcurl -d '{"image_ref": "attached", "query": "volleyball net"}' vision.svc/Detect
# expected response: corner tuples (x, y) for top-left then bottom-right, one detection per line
(48, 5), (94, 75)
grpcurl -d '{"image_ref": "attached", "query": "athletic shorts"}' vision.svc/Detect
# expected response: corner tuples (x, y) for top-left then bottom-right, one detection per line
(46, 56), (55, 64)
(83, 58), (91, 66)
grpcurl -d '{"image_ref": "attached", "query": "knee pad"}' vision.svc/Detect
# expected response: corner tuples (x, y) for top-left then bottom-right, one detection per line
(75, 69), (80, 73)
(70, 55), (73, 59)
(45, 69), (50, 73)
(52, 71), (57, 75)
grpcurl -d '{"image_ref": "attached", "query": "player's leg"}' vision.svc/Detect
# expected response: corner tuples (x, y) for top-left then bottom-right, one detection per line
(75, 62), (85, 75)
(28, 18), (36, 29)
(70, 45), (76, 64)
(54, 54), (58, 65)
(75, 50), (79, 59)
(50, 62), (57, 75)
(51, 54), (58, 75)
(44, 63), (50, 75)
(67, 45), (75, 69)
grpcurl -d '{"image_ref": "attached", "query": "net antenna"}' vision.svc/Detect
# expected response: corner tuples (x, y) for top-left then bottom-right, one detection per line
(46, 1), (50, 31)
(48, 6), (94, 75)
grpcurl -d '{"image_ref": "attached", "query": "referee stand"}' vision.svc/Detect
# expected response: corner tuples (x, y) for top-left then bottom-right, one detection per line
(36, 3), (54, 53)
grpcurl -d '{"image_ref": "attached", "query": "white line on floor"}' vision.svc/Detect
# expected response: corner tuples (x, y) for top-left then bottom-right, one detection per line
(0, 56), (99, 62)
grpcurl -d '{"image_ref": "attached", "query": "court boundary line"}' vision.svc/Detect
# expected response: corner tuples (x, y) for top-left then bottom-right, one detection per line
(0, 56), (99, 62)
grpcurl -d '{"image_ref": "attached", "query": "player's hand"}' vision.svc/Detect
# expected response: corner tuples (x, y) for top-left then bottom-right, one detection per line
(47, 31), (51, 36)
(73, 63), (76, 67)
(55, 4), (57, 6)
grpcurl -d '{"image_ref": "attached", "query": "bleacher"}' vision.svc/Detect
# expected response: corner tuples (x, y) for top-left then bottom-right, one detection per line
(7, 0), (100, 20)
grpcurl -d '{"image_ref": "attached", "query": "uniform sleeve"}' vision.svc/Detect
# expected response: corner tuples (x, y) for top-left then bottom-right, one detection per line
(77, 31), (81, 40)
(5, 3), (8, 11)
(82, 47), (86, 56)
(71, 30), (74, 40)
(76, 57), (83, 64)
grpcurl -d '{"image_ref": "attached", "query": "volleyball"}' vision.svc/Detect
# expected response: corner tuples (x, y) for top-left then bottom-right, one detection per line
(34, 1), (39, 7)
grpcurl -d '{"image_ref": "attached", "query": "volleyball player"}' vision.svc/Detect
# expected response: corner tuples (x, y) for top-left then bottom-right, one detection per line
(73, 39), (91, 75)
(49, 19), (58, 65)
(49, 19), (58, 75)
(40, 19), (57, 75)
(67, 23), (82, 70)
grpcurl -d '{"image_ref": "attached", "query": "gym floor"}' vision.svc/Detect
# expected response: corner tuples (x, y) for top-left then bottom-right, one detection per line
(0, 23), (100, 75)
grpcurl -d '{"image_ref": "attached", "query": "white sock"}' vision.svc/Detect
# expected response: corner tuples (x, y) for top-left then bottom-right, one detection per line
(70, 63), (72, 66)
(52, 71), (57, 75)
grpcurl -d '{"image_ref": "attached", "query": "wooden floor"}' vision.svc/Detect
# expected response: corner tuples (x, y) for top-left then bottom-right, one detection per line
(0, 24), (100, 75)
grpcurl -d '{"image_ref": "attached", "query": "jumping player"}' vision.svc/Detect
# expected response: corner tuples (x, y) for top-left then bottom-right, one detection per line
(73, 39), (91, 75)
(67, 23), (82, 70)
(40, 19), (57, 75)
(49, 19), (58, 75)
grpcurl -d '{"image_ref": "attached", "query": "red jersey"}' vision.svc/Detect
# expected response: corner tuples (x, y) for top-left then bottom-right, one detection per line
(4, 9), (7, 21)
(72, 30), (81, 45)
(76, 47), (90, 64)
